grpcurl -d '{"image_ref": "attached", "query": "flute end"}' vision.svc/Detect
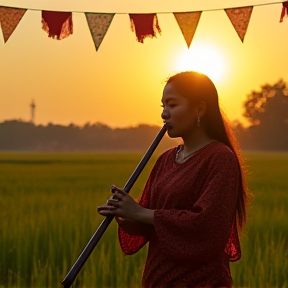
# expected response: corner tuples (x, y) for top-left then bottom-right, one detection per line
(61, 278), (71, 288)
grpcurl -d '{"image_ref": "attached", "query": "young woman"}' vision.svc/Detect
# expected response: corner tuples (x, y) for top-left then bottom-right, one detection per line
(97, 71), (249, 288)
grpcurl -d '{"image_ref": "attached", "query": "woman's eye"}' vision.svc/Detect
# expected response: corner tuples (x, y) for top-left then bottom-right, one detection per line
(161, 103), (177, 108)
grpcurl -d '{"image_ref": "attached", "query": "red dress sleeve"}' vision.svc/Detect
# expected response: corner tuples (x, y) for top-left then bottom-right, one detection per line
(153, 149), (240, 263)
(118, 156), (162, 255)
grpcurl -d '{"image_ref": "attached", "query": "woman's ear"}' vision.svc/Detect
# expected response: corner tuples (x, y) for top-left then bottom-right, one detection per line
(196, 101), (207, 117)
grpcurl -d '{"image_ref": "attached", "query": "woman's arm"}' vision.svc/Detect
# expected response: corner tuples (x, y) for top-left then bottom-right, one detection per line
(115, 217), (153, 236)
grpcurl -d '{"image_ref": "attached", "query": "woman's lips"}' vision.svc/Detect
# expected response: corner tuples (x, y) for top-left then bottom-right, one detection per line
(165, 123), (173, 130)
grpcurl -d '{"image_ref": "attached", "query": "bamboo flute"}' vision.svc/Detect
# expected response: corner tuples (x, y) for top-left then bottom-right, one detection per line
(61, 124), (167, 288)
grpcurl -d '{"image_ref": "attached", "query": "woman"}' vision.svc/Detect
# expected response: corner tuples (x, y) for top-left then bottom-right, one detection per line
(97, 71), (249, 288)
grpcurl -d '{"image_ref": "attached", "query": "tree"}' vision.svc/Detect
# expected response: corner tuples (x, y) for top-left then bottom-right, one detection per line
(242, 79), (288, 150)
(243, 79), (288, 126)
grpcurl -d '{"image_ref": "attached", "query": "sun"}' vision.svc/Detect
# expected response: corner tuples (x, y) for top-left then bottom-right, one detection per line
(173, 43), (227, 84)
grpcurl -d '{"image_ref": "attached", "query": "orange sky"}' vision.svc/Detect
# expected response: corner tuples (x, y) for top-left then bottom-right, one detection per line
(0, 0), (287, 128)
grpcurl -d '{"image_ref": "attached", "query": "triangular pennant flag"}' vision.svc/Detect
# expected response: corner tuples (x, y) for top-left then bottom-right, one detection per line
(173, 12), (202, 48)
(129, 14), (161, 43)
(0, 6), (26, 43)
(280, 1), (288, 22)
(42, 11), (73, 40)
(85, 13), (114, 51)
(225, 6), (253, 42)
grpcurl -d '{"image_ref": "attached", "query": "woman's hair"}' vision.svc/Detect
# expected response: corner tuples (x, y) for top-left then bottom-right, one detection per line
(167, 71), (249, 229)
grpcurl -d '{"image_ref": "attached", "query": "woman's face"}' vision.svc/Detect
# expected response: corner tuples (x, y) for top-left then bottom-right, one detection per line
(161, 82), (198, 138)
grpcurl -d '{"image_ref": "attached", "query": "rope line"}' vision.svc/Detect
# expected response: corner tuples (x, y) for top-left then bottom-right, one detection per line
(0, 0), (285, 14)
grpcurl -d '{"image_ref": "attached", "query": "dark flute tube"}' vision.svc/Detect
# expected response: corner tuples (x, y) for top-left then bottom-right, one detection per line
(61, 124), (167, 288)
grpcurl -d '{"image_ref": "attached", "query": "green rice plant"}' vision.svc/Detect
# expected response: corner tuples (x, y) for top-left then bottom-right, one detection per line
(231, 152), (288, 288)
(0, 152), (287, 288)
(0, 153), (153, 288)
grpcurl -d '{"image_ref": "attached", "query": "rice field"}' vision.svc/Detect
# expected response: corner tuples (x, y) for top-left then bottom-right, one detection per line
(0, 151), (287, 288)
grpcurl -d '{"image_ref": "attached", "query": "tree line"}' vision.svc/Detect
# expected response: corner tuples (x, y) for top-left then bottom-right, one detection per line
(0, 121), (179, 152)
(1, 79), (287, 152)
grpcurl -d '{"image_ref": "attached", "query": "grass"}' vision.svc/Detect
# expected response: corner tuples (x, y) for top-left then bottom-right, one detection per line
(0, 151), (287, 288)
(230, 152), (288, 287)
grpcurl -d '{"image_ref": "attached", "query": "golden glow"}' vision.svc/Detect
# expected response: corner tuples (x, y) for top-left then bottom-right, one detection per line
(174, 43), (227, 84)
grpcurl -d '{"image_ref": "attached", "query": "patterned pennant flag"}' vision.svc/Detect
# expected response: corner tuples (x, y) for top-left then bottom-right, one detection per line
(85, 13), (114, 51)
(280, 1), (288, 22)
(42, 11), (73, 40)
(225, 6), (253, 42)
(173, 12), (202, 48)
(0, 6), (26, 43)
(129, 14), (161, 43)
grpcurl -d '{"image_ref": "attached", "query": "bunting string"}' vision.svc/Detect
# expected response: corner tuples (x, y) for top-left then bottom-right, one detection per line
(0, 1), (287, 50)
(0, 1), (285, 14)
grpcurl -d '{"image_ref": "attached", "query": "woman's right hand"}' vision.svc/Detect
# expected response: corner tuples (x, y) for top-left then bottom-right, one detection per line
(97, 185), (149, 222)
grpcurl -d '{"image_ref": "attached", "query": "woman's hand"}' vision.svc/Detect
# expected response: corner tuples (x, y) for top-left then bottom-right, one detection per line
(97, 185), (155, 225)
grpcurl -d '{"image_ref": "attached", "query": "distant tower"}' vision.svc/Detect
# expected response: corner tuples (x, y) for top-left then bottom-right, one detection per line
(30, 99), (36, 124)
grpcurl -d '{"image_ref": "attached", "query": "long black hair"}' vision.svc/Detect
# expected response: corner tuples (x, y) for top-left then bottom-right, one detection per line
(167, 71), (249, 229)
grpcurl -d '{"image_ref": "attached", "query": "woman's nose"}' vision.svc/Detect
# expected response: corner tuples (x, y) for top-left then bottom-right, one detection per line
(161, 108), (170, 120)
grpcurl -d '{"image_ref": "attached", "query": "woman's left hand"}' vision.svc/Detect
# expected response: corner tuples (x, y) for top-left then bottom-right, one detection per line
(97, 185), (147, 222)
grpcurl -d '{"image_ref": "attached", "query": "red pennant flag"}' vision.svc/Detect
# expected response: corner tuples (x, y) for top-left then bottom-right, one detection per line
(42, 11), (73, 40)
(280, 2), (288, 22)
(0, 6), (26, 43)
(129, 14), (161, 43)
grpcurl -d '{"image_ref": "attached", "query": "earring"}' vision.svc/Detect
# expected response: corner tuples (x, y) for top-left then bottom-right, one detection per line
(197, 116), (201, 127)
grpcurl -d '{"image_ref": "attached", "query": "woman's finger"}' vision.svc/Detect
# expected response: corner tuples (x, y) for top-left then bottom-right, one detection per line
(111, 185), (127, 195)
(97, 205), (116, 213)
(110, 198), (119, 203)
(111, 193), (124, 201)
(106, 198), (121, 207)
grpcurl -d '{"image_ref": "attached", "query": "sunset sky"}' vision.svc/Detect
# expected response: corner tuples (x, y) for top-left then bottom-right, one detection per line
(0, 0), (288, 128)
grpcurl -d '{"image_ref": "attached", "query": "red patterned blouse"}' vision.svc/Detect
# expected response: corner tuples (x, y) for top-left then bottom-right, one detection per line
(118, 141), (241, 288)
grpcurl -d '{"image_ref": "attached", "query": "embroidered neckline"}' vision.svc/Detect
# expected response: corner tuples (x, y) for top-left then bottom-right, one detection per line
(174, 140), (217, 164)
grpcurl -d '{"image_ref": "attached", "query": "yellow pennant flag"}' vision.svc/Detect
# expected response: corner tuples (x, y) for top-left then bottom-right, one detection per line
(173, 12), (202, 48)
